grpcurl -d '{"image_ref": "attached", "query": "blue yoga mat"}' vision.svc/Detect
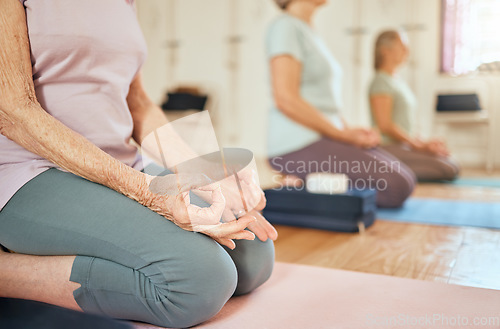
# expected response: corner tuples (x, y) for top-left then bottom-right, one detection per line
(377, 198), (500, 229)
(449, 178), (500, 188)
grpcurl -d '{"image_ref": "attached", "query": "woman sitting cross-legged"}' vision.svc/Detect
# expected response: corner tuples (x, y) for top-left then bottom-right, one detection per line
(0, 1), (277, 328)
(369, 30), (460, 181)
(266, 0), (416, 208)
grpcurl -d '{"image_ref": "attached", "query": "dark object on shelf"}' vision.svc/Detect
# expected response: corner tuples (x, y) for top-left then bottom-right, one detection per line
(161, 86), (208, 111)
(263, 188), (377, 232)
(436, 93), (481, 112)
(0, 298), (133, 329)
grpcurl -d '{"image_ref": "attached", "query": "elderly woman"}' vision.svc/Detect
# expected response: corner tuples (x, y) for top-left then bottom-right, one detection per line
(369, 30), (460, 181)
(0, 1), (277, 328)
(266, 0), (416, 207)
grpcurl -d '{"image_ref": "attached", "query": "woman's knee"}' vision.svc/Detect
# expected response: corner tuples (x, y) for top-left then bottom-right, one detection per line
(229, 238), (275, 296)
(377, 168), (416, 208)
(150, 246), (238, 328)
(72, 244), (238, 328)
(441, 159), (460, 181)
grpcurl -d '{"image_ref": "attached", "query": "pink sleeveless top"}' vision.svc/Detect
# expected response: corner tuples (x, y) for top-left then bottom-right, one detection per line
(0, 0), (147, 210)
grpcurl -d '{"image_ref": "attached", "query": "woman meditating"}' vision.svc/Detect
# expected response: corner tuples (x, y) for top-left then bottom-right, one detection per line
(0, 0), (277, 328)
(369, 30), (460, 181)
(267, 0), (416, 208)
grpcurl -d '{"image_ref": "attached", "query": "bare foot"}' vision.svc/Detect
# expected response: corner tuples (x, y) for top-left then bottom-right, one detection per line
(281, 175), (304, 188)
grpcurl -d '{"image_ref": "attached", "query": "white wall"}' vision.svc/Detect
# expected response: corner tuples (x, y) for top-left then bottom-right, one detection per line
(137, 0), (500, 168)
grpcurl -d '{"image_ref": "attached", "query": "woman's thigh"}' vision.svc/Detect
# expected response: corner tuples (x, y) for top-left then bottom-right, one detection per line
(0, 167), (274, 290)
(382, 144), (460, 181)
(269, 138), (416, 207)
(0, 168), (222, 268)
(0, 168), (274, 326)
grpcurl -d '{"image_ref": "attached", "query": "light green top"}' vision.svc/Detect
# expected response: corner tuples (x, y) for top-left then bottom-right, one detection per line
(368, 71), (417, 144)
(266, 14), (343, 157)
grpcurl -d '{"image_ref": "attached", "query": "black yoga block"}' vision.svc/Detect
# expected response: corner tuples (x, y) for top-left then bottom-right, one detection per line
(161, 92), (208, 111)
(436, 94), (481, 112)
(263, 209), (376, 233)
(263, 188), (377, 232)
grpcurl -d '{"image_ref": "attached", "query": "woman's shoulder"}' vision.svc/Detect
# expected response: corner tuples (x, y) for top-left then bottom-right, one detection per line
(267, 14), (305, 36)
(265, 14), (310, 59)
(369, 72), (396, 95)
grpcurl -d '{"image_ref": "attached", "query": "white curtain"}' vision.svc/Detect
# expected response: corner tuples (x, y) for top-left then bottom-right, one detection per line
(441, 0), (473, 75)
(442, 0), (500, 75)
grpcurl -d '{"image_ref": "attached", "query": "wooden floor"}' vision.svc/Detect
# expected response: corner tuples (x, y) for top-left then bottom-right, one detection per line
(266, 168), (500, 291)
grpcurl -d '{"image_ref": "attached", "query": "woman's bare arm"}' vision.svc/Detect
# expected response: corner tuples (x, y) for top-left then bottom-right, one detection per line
(127, 73), (169, 145)
(126, 72), (201, 168)
(370, 94), (450, 156)
(271, 55), (379, 148)
(0, 0), (149, 202)
(271, 56), (345, 140)
(0, 0), (257, 248)
(127, 72), (278, 242)
(370, 94), (422, 149)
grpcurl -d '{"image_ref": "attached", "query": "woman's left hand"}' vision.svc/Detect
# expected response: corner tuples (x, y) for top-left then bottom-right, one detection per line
(205, 167), (278, 242)
(426, 139), (450, 157)
(246, 209), (278, 242)
(219, 168), (265, 217)
(342, 128), (381, 149)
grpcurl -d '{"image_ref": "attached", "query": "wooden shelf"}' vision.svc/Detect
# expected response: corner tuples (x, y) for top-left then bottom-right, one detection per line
(435, 110), (489, 123)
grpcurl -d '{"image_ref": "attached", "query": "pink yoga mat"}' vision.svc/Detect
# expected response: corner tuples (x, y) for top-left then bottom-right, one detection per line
(134, 262), (500, 329)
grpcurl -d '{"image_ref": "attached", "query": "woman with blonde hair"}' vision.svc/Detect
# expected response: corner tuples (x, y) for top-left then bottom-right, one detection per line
(266, 0), (416, 207)
(369, 30), (460, 181)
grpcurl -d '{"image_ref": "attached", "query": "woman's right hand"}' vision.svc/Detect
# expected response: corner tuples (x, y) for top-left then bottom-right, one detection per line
(422, 139), (450, 157)
(143, 173), (256, 249)
(341, 128), (380, 149)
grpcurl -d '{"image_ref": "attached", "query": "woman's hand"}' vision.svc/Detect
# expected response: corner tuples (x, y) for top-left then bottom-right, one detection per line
(146, 167), (278, 244)
(206, 168), (278, 242)
(341, 128), (381, 149)
(144, 173), (256, 249)
(424, 139), (450, 157)
(219, 168), (266, 218)
(193, 166), (278, 243)
(412, 138), (449, 157)
(246, 210), (278, 242)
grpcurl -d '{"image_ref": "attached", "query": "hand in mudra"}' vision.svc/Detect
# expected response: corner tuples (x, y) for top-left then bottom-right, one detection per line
(216, 167), (266, 220)
(426, 138), (450, 157)
(343, 128), (381, 149)
(146, 173), (256, 249)
(214, 168), (277, 242)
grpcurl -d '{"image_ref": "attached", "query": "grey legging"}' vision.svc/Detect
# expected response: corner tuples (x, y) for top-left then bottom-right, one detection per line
(269, 138), (417, 208)
(381, 143), (460, 182)
(0, 168), (274, 328)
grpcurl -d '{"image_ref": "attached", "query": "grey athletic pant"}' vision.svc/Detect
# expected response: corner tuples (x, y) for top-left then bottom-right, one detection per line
(0, 168), (275, 328)
(381, 143), (460, 182)
(269, 137), (417, 208)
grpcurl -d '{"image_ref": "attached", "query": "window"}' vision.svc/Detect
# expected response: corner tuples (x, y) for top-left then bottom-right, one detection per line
(441, 0), (500, 75)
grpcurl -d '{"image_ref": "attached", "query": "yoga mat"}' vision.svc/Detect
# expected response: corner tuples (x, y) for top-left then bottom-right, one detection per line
(377, 198), (500, 229)
(449, 178), (500, 189)
(133, 262), (500, 329)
